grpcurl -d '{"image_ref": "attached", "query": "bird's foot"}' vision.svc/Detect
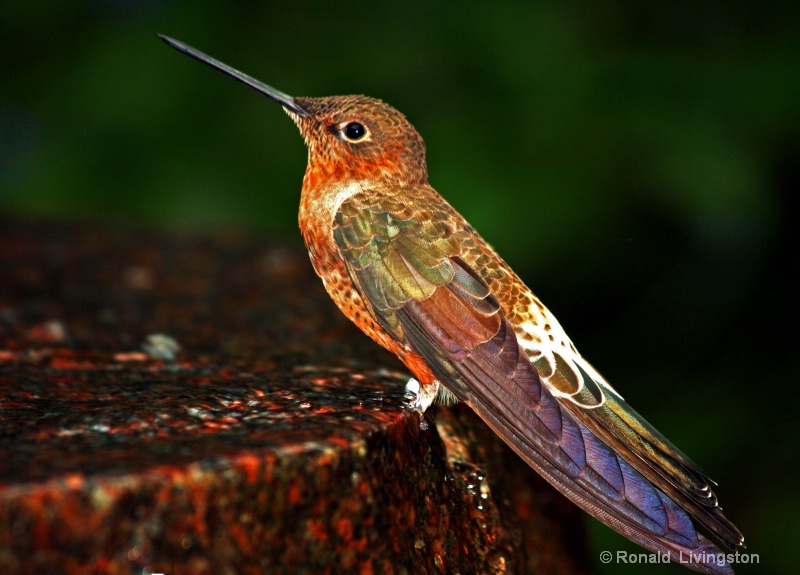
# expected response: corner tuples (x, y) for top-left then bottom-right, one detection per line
(405, 378), (439, 430)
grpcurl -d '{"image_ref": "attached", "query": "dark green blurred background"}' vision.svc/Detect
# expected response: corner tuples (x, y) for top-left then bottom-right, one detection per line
(2, 2), (798, 574)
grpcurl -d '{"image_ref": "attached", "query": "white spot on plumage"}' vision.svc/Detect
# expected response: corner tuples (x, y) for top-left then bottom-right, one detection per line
(309, 179), (368, 227)
(511, 296), (612, 408)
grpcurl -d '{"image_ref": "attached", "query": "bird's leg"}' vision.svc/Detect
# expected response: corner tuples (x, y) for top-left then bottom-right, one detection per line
(405, 378), (440, 430)
(405, 378), (439, 413)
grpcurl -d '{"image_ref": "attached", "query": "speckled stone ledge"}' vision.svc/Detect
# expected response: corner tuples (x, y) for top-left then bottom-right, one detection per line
(0, 218), (590, 575)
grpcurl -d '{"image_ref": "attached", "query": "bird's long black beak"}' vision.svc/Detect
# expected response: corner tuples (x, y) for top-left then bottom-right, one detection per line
(158, 35), (310, 118)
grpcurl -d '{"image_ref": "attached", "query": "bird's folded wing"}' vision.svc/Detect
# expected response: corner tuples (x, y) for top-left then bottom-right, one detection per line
(333, 193), (739, 575)
(552, 355), (744, 548)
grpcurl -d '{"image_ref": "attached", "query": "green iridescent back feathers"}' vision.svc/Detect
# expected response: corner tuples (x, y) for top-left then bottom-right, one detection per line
(334, 191), (460, 330)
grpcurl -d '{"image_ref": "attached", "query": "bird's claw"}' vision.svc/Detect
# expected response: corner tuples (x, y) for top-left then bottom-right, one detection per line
(405, 378), (439, 430)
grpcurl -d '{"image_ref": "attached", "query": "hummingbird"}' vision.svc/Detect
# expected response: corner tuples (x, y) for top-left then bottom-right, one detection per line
(160, 35), (744, 575)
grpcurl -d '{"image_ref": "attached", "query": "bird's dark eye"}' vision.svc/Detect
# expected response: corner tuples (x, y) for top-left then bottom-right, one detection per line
(343, 122), (367, 141)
